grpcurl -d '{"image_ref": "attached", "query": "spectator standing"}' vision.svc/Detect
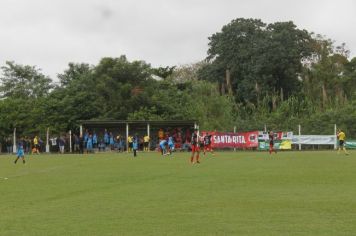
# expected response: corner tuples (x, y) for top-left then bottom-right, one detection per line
(185, 129), (192, 144)
(58, 136), (65, 154)
(120, 136), (125, 152)
(109, 132), (115, 150)
(116, 135), (123, 152)
(158, 128), (164, 140)
(87, 134), (93, 153)
(74, 134), (80, 153)
(23, 137), (29, 154)
(84, 130), (89, 152)
(93, 132), (98, 149)
(79, 134), (84, 154)
(176, 132), (183, 150)
(143, 134), (150, 151)
(39, 137), (44, 152)
(98, 138), (105, 152)
(104, 129), (109, 150)
(6, 137), (12, 154)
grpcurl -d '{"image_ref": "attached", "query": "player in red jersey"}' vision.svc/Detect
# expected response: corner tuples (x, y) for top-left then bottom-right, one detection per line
(203, 132), (214, 156)
(269, 131), (277, 154)
(190, 129), (201, 164)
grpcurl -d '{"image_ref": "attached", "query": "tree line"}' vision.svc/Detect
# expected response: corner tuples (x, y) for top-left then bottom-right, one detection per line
(0, 18), (355, 138)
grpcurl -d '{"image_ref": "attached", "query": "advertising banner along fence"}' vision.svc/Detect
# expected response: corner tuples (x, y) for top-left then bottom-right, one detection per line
(257, 131), (293, 150)
(346, 140), (356, 149)
(291, 135), (336, 145)
(201, 131), (259, 149)
(200, 131), (349, 150)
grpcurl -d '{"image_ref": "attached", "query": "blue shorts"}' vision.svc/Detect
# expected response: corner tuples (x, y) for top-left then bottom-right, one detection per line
(17, 149), (24, 157)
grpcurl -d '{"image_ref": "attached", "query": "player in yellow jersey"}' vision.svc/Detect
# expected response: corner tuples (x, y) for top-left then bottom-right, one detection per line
(32, 136), (40, 154)
(143, 135), (150, 151)
(127, 135), (133, 152)
(337, 129), (349, 155)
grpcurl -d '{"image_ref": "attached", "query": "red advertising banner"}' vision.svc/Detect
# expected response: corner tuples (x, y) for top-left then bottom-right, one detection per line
(201, 131), (259, 149)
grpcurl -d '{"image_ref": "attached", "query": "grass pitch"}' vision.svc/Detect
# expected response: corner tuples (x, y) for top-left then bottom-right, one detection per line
(0, 151), (355, 236)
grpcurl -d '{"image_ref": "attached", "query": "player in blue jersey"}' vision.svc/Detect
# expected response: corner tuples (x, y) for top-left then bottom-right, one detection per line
(14, 138), (26, 164)
(83, 130), (89, 151)
(104, 129), (109, 149)
(159, 139), (169, 156)
(132, 137), (138, 157)
(168, 136), (175, 155)
(92, 132), (98, 149)
(86, 134), (93, 153)
(109, 132), (115, 151)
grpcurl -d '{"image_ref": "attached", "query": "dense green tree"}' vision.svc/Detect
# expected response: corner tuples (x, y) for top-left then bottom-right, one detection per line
(202, 18), (313, 108)
(92, 56), (153, 119)
(302, 36), (353, 109)
(0, 61), (53, 99)
(58, 63), (91, 87)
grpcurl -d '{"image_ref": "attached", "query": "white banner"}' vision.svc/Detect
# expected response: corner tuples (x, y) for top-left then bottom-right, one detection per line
(258, 131), (294, 140)
(292, 135), (336, 145)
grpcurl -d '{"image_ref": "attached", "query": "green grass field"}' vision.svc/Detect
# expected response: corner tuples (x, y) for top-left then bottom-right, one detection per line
(0, 151), (355, 236)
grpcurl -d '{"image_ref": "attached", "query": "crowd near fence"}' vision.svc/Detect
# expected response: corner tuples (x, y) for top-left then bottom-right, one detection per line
(1, 122), (355, 155)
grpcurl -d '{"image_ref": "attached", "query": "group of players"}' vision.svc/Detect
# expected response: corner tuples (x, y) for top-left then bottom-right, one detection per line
(159, 129), (214, 164)
(158, 129), (277, 163)
(190, 129), (215, 164)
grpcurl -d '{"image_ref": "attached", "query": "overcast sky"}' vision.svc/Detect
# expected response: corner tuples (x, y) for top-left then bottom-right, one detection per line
(1, 0), (355, 79)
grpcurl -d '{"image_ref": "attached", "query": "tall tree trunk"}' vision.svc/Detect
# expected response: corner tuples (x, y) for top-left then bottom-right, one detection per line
(336, 86), (344, 105)
(304, 75), (309, 93)
(255, 82), (260, 107)
(280, 87), (284, 101)
(272, 95), (277, 111)
(226, 69), (233, 96)
(322, 82), (327, 108)
(220, 80), (226, 95)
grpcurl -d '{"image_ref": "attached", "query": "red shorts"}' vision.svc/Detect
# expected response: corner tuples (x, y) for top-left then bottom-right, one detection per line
(269, 143), (274, 148)
(191, 145), (200, 152)
(204, 144), (212, 151)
